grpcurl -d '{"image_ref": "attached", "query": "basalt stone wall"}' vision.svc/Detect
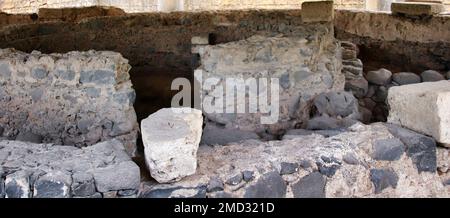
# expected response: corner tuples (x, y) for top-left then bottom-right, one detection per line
(0, 49), (138, 156)
(0, 139), (140, 198)
(195, 32), (345, 136)
(335, 10), (450, 73)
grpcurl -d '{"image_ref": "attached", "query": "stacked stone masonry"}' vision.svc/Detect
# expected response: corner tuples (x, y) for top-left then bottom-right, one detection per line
(194, 31), (346, 137)
(0, 49), (139, 156)
(335, 10), (450, 73)
(0, 139), (140, 198)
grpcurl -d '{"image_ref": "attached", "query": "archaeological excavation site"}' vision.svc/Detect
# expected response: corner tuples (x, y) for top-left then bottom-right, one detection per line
(0, 0), (449, 200)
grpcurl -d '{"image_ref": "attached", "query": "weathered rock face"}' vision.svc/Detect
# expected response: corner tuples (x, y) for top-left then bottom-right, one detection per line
(0, 140), (140, 198)
(388, 81), (450, 145)
(0, 49), (138, 156)
(141, 108), (203, 183)
(195, 32), (344, 136)
(139, 122), (447, 198)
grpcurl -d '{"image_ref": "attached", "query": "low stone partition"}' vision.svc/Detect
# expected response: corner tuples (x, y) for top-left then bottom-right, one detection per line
(0, 49), (138, 156)
(0, 139), (140, 198)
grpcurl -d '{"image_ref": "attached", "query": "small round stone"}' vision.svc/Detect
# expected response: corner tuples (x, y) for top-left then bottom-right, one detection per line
(366, 68), (392, 85)
(421, 70), (445, 82)
(392, 72), (421, 85)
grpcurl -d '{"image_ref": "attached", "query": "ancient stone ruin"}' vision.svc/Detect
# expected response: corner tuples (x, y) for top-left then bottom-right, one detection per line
(0, 0), (449, 198)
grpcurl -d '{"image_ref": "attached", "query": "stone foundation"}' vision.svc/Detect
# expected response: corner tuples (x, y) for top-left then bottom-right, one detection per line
(140, 122), (447, 198)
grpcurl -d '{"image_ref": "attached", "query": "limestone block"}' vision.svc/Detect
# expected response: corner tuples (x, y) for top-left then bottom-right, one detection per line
(191, 36), (209, 45)
(391, 2), (444, 16)
(141, 108), (203, 183)
(388, 81), (450, 144)
(301, 1), (334, 23)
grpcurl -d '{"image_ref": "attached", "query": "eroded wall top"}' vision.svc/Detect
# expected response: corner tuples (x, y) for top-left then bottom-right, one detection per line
(0, 0), (367, 14)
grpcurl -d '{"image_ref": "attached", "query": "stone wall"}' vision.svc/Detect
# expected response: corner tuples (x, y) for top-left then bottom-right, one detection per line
(185, 0), (366, 11)
(195, 32), (345, 135)
(0, 49), (138, 156)
(0, 8), (447, 73)
(0, 139), (141, 198)
(0, 0), (158, 13)
(0, 8), (448, 122)
(0, 0), (367, 13)
(335, 10), (450, 73)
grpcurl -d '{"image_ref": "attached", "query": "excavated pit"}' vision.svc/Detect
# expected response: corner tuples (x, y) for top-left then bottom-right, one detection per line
(0, 6), (449, 198)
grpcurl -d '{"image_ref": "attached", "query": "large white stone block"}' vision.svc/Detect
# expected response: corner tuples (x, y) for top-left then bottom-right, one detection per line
(388, 81), (450, 144)
(141, 108), (203, 183)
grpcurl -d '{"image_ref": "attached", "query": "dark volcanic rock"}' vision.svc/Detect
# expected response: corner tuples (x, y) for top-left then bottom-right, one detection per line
(226, 174), (243, 186)
(317, 156), (341, 177)
(370, 169), (398, 194)
(280, 162), (299, 175)
(0, 169), (4, 198)
(207, 176), (224, 192)
(242, 171), (255, 182)
(118, 189), (138, 197)
(71, 172), (96, 197)
(384, 124), (437, 173)
(201, 123), (260, 145)
(34, 172), (71, 198)
(292, 172), (326, 198)
(244, 171), (286, 198)
(421, 70), (445, 82)
(392, 72), (421, 85)
(15, 131), (42, 144)
(372, 138), (405, 161)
